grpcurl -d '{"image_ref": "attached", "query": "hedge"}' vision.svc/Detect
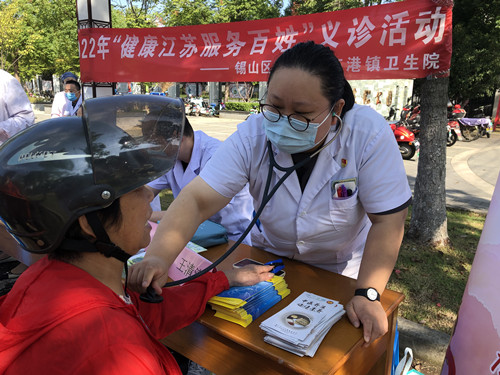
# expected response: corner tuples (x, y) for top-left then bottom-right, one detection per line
(224, 102), (259, 112)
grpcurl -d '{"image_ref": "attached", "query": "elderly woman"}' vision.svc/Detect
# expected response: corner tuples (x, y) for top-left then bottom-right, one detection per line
(0, 96), (274, 374)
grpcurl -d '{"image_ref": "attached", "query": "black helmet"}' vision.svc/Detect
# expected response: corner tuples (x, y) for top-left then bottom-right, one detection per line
(0, 95), (184, 254)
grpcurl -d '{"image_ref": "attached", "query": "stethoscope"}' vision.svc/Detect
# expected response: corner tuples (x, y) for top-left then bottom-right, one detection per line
(140, 113), (344, 303)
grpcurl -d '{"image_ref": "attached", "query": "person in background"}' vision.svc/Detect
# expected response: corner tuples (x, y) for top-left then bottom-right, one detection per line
(0, 96), (274, 374)
(0, 68), (35, 278)
(129, 41), (412, 348)
(0, 69), (34, 146)
(51, 71), (78, 118)
(148, 118), (254, 245)
(61, 80), (83, 117)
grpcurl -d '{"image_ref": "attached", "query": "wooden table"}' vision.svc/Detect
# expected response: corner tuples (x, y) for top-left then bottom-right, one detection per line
(161, 242), (404, 375)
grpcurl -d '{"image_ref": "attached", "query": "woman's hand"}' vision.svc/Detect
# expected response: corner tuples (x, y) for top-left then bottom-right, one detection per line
(128, 254), (171, 295)
(223, 265), (276, 287)
(345, 296), (388, 347)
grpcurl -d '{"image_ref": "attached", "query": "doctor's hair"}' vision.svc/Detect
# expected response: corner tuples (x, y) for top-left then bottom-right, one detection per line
(183, 117), (193, 138)
(65, 80), (81, 91)
(268, 41), (354, 118)
(49, 199), (122, 262)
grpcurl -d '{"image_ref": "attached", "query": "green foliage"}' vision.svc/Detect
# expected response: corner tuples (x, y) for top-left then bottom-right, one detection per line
(162, 0), (214, 26)
(161, 0), (282, 26)
(225, 101), (258, 111)
(0, 0), (79, 81)
(449, 0), (500, 103)
(213, 0), (282, 23)
(284, 0), (396, 16)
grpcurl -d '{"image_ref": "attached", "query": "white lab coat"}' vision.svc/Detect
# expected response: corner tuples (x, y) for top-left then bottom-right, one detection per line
(148, 131), (254, 244)
(200, 104), (412, 278)
(0, 69), (35, 146)
(61, 95), (82, 117)
(51, 91), (69, 118)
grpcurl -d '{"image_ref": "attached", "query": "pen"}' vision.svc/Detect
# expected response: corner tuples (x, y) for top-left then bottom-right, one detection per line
(337, 186), (343, 198)
(341, 184), (347, 197)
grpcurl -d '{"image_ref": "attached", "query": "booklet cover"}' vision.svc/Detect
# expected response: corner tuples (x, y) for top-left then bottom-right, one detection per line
(208, 275), (291, 327)
(260, 291), (345, 357)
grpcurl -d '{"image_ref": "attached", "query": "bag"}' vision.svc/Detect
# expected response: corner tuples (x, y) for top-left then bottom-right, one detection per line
(391, 321), (400, 375)
(191, 220), (228, 248)
(394, 347), (414, 375)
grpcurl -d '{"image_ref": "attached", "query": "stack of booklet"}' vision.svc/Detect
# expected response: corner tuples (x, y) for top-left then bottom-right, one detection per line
(259, 291), (345, 357)
(208, 275), (290, 328)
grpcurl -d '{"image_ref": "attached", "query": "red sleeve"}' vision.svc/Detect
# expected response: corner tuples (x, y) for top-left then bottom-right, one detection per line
(130, 270), (229, 338)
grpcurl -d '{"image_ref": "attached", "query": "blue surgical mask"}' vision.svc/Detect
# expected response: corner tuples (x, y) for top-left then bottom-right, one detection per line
(263, 110), (332, 154)
(66, 92), (77, 101)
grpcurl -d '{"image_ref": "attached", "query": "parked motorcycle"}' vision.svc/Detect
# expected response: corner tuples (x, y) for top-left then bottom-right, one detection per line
(446, 119), (460, 146)
(478, 117), (493, 138)
(389, 121), (420, 160)
(457, 118), (492, 141)
(199, 101), (216, 116)
(399, 104), (421, 138)
(188, 102), (200, 116)
(402, 104), (460, 147)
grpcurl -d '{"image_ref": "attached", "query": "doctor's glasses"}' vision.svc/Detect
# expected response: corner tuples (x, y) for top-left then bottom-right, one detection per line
(259, 102), (333, 132)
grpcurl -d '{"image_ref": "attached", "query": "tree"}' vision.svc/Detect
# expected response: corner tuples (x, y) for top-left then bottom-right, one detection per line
(407, 76), (449, 245)
(112, 0), (162, 28)
(212, 0), (282, 23)
(0, 0), (79, 82)
(161, 0), (214, 26)
(448, 0), (500, 106)
(285, 0), (396, 16)
(160, 0), (282, 27)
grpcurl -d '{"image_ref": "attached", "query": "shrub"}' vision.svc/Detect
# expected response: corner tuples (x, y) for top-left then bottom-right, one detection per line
(225, 102), (259, 112)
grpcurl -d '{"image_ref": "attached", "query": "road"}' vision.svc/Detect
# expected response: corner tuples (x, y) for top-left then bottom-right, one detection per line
(35, 110), (499, 214)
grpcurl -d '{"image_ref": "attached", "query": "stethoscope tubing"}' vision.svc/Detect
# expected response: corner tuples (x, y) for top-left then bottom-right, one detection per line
(140, 115), (343, 302)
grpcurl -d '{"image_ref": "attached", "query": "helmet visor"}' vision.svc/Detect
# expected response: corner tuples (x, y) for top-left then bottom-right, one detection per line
(83, 95), (185, 197)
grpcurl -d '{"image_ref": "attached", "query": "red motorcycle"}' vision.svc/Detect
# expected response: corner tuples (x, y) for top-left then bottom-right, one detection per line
(389, 121), (420, 160)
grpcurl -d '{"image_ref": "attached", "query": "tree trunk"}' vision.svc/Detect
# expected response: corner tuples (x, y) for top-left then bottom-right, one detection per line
(224, 83), (230, 104)
(407, 76), (449, 246)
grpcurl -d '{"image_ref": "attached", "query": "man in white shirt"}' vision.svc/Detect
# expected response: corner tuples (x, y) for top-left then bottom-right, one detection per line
(0, 69), (35, 146)
(148, 119), (254, 244)
(61, 80), (83, 117)
(0, 69), (36, 277)
(51, 72), (78, 118)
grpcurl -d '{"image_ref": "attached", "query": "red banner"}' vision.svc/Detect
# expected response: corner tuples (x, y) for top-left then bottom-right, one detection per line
(78, 0), (452, 83)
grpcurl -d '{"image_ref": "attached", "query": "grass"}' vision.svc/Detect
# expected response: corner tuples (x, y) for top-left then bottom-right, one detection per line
(160, 187), (484, 335)
(158, 189), (174, 209)
(388, 207), (485, 334)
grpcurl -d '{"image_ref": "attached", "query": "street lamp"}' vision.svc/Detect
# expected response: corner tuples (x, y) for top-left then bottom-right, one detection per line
(76, 0), (114, 98)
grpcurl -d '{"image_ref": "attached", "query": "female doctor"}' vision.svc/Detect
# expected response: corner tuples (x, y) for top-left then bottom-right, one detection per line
(129, 41), (412, 346)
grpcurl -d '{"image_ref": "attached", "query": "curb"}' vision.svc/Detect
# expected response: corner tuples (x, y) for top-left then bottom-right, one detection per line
(397, 317), (450, 368)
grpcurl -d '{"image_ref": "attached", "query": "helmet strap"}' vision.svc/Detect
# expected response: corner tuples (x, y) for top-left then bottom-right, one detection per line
(84, 212), (131, 263)
(85, 211), (132, 297)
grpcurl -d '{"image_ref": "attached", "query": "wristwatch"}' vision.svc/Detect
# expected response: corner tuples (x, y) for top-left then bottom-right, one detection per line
(355, 288), (380, 302)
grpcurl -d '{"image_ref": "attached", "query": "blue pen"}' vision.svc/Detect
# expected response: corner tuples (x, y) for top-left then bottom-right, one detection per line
(341, 184), (347, 198)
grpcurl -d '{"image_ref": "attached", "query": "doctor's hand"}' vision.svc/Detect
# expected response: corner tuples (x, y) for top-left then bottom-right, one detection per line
(128, 254), (170, 295)
(345, 296), (388, 347)
(223, 265), (275, 287)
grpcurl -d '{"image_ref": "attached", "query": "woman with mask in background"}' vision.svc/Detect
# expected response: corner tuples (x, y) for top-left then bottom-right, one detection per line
(130, 41), (412, 347)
